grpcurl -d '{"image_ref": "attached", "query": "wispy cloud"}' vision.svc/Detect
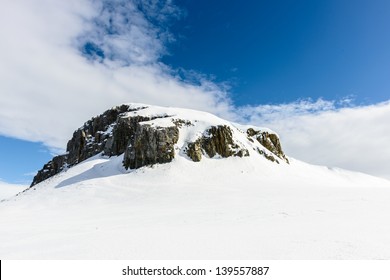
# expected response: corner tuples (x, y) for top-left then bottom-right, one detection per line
(237, 97), (356, 124)
(76, 0), (180, 65)
(238, 98), (337, 123)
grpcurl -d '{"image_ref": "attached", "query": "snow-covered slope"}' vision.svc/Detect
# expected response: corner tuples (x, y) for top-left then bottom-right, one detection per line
(1, 104), (390, 259)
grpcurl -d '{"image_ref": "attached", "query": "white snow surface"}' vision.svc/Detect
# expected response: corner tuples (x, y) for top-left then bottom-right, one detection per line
(1, 104), (390, 259)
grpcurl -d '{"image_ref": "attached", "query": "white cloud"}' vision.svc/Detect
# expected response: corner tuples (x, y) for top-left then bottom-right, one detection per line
(239, 100), (390, 180)
(75, 0), (174, 64)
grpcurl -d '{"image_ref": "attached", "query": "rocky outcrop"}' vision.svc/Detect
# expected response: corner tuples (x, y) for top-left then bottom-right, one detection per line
(31, 155), (68, 185)
(187, 140), (202, 162)
(186, 125), (249, 161)
(31, 104), (289, 187)
(31, 105), (180, 186)
(107, 115), (151, 156)
(123, 124), (179, 169)
(31, 105), (132, 186)
(247, 128), (289, 164)
(31, 105), (150, 186)
(66, 104), (135, 166)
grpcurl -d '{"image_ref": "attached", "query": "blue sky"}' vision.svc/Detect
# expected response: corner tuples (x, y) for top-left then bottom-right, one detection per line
(1, 0), (390, 184)
(163, 0), (390, 106)
(0, 136), (50, 184)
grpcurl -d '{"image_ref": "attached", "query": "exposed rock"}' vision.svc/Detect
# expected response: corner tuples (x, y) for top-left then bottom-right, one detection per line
(257, 148), (279, 164)
(66, 104), (132, 165)
(123, 124), (179, 169)
(186, 140), (202, 162)
(31, 105), (145, 186)
(186, 125), (249, 161)
(172, 118), (193, 128)
(246, 128), (258, 137)
(203, 126), (248, 158)
(235, 149), (250, 157)
(31, 155), (67, 185)
(31, 104), (289, 187)
(108, 115), (151, 156)
(247, 128), (289, 163)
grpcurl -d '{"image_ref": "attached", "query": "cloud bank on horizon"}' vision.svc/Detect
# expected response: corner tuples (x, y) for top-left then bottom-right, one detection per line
(0, 0), (389, 179)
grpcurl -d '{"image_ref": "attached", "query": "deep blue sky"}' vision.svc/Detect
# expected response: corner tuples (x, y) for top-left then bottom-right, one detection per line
(0, 136), (51, 184)
(1, 0), (390, 184)
(163, 0), (390, 106)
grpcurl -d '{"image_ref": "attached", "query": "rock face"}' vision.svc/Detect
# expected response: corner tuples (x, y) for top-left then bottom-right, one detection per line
(247, 128), (289, 164)
(31, 105), (145, 186)
(187, 140), (202, 162)
(123, 124), (179, 169)
(31, 104), (289, 187)
(186, 125), (249, 161)
(66, 104), (135, 166)
(107, 115), (151, 156)
(31, 155), (67, 186)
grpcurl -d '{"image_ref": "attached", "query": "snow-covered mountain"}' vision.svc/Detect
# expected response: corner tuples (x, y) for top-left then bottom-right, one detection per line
(1, 103), (390, 259)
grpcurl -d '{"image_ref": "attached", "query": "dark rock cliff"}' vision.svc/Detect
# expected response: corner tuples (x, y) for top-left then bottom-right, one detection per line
(123, 124), (179, 169)
(32, 105), (136, 186)
(31, 105), (178, 186)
